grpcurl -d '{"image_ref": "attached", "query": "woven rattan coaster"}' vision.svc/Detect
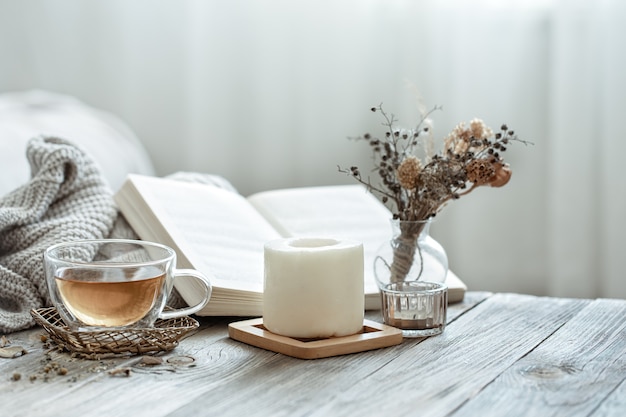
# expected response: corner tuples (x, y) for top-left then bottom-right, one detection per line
(31, 307), (199, 359)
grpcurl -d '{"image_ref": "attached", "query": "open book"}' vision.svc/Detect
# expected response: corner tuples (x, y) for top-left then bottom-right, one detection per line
(114, 174), (467, 316)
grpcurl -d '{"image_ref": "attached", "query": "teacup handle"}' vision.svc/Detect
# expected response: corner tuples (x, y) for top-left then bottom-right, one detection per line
(159, 269), (213, 320)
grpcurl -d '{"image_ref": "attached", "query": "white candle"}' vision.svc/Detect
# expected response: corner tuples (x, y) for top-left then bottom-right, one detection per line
(263, 237), (364, 338)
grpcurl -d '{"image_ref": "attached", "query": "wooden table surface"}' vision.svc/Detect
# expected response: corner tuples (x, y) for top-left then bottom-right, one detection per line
(1, 292), (625, 417)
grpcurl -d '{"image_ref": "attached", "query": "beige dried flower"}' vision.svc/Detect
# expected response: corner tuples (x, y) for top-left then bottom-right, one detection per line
(444, 122), (470, 154)
(397, 155), (422, 190)
(452, 122), (472, 141)
(445, 118), (493, 156)
(469, 118), (493, 140)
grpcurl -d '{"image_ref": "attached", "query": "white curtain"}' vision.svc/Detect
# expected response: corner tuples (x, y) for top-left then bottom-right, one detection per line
(1, 0), (624, 299)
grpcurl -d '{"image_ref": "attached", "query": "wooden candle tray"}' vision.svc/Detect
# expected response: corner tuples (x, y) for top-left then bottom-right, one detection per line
(228, 318), (403, 359)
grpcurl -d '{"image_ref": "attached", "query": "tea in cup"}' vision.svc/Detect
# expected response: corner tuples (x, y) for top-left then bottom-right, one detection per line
(44, 239), (212, 330)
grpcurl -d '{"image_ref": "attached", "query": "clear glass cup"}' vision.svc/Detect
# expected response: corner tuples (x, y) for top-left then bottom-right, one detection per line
(44, 239), (212, 330)
(380, 281), (447, 337)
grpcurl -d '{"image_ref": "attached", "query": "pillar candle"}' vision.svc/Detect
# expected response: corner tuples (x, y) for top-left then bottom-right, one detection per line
(263, 237), (364, 338)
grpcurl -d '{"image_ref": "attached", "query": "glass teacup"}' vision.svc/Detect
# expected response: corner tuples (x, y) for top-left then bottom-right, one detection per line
(44, 239), (212, 330)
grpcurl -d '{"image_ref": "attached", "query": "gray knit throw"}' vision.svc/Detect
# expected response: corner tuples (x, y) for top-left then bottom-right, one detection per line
(0, 136), (136, 333)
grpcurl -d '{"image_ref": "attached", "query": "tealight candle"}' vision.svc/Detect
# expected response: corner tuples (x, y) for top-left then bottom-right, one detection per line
(263, 237), (364, 338)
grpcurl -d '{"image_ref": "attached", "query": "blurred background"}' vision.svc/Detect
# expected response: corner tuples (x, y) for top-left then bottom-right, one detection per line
(1, 0), (624, 299)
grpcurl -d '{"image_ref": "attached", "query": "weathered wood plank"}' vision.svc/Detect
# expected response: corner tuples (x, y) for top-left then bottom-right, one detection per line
(0, 292), (491, 417)
(163, 294), (587, 417)
(1, 318), (235, 416)
(0, 327), (139, 394)
(305, 294), (590, 417)
(452, 298), (626, 417)
(593, 377), (626, 417)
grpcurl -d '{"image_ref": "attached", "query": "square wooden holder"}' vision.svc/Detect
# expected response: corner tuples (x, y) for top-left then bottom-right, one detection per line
(228, 318), (403, 359)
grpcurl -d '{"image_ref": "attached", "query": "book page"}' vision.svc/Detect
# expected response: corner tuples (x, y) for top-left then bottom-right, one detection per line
(116, 175), (281, 294)
(247, 185), (393, 296)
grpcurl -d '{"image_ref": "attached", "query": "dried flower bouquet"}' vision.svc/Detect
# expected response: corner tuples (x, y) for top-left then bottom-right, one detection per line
(340, 104), (530, 284)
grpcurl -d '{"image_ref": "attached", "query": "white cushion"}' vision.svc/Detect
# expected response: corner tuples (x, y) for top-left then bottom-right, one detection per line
(0, 90), (155, 196)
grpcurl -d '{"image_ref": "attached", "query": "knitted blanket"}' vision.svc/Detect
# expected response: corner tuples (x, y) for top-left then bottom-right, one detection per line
(0, 136), (136, 333)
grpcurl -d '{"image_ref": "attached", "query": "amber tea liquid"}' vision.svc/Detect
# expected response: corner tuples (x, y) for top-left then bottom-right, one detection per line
(55, 266), (166, 327)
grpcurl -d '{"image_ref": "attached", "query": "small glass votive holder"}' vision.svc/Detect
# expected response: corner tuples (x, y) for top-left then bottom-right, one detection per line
(380, 281), (448, 337)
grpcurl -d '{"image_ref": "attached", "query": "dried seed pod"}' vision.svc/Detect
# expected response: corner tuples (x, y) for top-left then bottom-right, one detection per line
(466, 159), (496, 185)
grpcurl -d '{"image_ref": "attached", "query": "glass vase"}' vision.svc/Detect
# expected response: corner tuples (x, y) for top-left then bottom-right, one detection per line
(374, 219), (449, 337)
